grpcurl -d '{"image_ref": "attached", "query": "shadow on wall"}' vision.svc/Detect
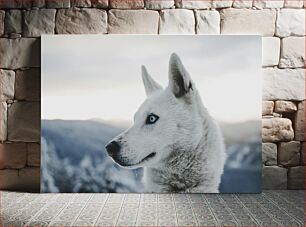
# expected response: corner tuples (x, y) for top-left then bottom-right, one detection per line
(41, 119), (261, 193)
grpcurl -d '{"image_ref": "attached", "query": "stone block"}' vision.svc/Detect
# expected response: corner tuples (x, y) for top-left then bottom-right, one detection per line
(280, 37), (305, 68)
(276, 9), (305, 37)
(0, 69), (15, 102)
(284, 0), (304, 8)
(262, 37), (280, 66)
(56, 8), (107, 34)
(32, 0), (46, 8)
(0, 0), (32, 9)
(175, 0), (212, 9)
(0, 10), (4, 35)
(294, 101), (305, 141)
(301, 142), (305, 165)
(71, 0), (91, 7)
(220, 8), (276, 36)
(262, 143), (277, 165)
(0, 169), (18, 189)
(4, 9), (22, 35)
(46, 0), (70, 8)
(91, 0), (108, 8)
(0, 142), (27, 169)
(27, 143), (40, 167)
(159, 9), (195, 34)
(8, 102), (40, 142)
(0, 38), (40, 69)
(262, 68), (305, 101)
(195, 10), (220, 34)
(278, 141), (301, 166)
(212, 0), (233, 8)
(274, 101), (297, 113)
(145, 0), (175, 9)
(108, 10), (159, 34)
(262, 118), (294, 142)
(15, 68), (41, 101)
(232, 0), (252, 8)
(288, 166), (304, 189)
(262, 166), (287, 189)
(262, 101), (274, 115)
(23, 9), (56, 37)
(253, 0), (284, 8)
(0, 102), (7, 142)
(0, 167), (40, 192)
(109, 0), (144, 8)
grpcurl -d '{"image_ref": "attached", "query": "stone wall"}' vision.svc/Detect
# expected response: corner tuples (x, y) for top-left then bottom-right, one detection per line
(0, 0), (304, 192)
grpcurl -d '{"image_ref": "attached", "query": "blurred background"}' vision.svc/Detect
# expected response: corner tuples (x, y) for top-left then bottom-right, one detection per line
(41, 35), (262, 193)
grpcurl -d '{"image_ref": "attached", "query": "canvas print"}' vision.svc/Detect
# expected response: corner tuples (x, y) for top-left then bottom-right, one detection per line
(41, 35), (262, 193)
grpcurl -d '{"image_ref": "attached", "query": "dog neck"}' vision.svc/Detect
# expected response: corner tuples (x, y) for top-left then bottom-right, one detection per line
(146, 129), (211, 192)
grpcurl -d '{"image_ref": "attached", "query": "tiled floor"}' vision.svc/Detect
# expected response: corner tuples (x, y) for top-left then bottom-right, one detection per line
(1, 190), (304, 226)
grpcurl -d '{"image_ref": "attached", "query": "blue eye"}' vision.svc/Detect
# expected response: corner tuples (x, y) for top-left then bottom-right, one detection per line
(146, 113), (159, 124)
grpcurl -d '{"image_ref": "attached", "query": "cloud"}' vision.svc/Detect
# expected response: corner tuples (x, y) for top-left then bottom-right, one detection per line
(42, 35), (261, 123)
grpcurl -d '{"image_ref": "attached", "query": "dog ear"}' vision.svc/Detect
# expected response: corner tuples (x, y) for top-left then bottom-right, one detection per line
(141, 65), (162, 96)
(168, 53), (194, 99)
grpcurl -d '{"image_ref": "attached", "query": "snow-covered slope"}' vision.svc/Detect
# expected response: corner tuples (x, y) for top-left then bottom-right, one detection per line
(41, 119), (261, 193)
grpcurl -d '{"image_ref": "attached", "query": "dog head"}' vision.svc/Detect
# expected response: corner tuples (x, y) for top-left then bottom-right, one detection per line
(105, 53), (203, 168)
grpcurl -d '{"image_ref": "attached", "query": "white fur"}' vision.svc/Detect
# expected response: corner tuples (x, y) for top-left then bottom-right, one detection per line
(106, 53), (226, 193)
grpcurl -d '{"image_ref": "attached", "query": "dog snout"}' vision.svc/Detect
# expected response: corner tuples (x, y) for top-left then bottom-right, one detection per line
(105, 141), (120, 157)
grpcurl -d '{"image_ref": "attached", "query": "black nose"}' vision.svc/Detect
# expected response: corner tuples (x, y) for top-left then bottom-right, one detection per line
(105, 141), (120, 157)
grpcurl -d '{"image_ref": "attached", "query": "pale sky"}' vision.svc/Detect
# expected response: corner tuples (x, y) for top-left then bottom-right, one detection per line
(42, 35), (261, 124)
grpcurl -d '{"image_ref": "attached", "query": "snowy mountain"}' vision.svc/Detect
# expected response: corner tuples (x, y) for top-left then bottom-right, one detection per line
(41, 119), (261, 193)
(41, 119), (143, 193)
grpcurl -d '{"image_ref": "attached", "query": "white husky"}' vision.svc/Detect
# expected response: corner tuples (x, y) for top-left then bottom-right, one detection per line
(105, 53), (226, 193)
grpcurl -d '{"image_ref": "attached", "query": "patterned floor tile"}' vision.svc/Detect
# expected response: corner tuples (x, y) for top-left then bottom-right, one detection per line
(0, 190), (304, 227)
